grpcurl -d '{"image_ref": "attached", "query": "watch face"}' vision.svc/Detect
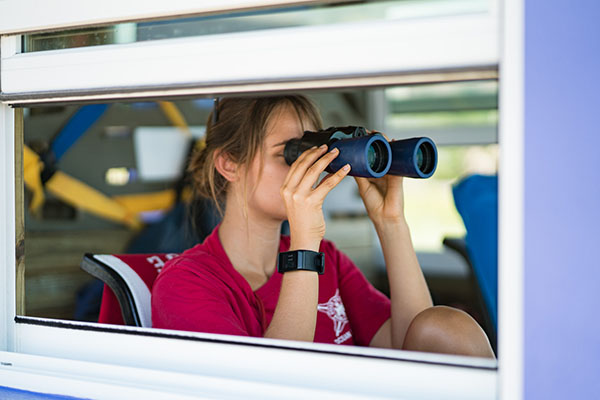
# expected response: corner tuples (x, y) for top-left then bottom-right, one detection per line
(278, 250), (324, 274)
(286, 253), (297, 268)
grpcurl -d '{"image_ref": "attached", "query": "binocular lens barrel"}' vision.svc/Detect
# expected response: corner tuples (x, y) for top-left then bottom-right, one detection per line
(388, 137), (438, 178)
(328, 134), (391, 178)
(368, 141), (390, 173)
(284, 133), (391, 178)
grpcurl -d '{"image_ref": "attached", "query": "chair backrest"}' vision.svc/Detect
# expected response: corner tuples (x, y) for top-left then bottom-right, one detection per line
(452, 174), (498, 329)
(81, 253), (178, 327)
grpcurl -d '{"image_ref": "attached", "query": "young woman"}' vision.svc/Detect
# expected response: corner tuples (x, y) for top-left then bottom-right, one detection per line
(151, 95), (494, 357)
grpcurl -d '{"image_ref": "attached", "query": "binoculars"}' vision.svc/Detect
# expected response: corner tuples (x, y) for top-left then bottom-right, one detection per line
(283, 126), (437, 179)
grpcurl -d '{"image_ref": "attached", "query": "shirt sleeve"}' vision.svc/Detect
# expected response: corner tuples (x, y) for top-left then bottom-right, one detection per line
(151, 258), (250, 337)
(330, 242), (391, 346)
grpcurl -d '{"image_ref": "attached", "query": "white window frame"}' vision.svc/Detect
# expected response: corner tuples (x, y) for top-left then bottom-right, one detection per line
(0, 16), (498, 104)
(0, 0), (524, 398)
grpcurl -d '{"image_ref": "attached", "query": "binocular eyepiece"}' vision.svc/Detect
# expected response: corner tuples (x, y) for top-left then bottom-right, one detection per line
(283, 126), (438, 179)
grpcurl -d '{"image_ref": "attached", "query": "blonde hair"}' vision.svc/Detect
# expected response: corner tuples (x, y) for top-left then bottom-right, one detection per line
(188, 95), (323, 215)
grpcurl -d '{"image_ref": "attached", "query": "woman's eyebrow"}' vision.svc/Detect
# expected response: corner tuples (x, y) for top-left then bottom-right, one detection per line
(271, 140), (288, 148)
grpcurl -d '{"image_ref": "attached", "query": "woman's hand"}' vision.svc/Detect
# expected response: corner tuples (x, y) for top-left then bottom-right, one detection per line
(354, 172), (406, 228)
(354, 133), (407, 228)
(280, 144), (351, 251)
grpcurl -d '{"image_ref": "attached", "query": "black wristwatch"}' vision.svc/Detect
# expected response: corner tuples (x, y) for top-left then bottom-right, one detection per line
(277, 250), (325, 275)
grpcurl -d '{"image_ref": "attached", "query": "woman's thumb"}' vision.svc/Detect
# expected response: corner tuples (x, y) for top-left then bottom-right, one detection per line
(354, 176), (369, 194)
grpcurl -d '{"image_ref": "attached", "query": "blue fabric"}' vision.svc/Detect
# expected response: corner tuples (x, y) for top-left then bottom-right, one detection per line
(126, 199), (219, 254)
(452, 174), (498, 328)
(74, 278), (104, 322)
(51, 104), (108, 161)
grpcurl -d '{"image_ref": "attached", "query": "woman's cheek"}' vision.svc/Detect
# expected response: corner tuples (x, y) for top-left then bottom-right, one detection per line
(274, 162), (289, 180)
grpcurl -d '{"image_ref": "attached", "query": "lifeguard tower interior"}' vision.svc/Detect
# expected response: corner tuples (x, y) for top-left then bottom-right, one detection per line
(0, 1), (598, 399)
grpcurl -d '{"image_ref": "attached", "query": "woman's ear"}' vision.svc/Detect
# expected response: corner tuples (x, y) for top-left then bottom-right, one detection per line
(214, 150), (239, 182)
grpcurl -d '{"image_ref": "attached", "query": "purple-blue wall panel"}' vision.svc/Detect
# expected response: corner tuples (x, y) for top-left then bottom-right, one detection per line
(525, 0), (600, 398)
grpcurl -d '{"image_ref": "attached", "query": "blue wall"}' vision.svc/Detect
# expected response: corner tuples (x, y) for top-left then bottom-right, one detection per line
(525, 0), (600, 398)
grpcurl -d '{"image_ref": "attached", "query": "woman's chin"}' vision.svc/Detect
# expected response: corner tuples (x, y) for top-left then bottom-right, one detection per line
(260, 210), (287, 223)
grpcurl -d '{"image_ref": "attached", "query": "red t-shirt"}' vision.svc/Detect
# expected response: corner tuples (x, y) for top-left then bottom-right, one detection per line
(151, 226), (391, 346)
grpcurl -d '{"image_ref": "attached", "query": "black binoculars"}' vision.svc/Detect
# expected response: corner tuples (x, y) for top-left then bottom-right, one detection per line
(283, 126), (437, 179)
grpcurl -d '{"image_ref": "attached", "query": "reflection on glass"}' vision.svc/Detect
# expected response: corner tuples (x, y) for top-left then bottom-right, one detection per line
(23, 0), (489, 52)
(20, 85), (497, 362)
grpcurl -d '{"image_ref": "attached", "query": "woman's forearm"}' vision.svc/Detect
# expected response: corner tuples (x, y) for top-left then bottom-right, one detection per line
(267, 145), (348, 342)
(264, 239), (320, 342)
(264, 270), (319, 341)
(375, 220), (433, 348)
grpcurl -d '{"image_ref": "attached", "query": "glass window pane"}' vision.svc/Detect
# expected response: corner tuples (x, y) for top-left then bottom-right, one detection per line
(384, 80), (498, 251)
(20, 84), (497, 359)
(22, 0), (491, 53)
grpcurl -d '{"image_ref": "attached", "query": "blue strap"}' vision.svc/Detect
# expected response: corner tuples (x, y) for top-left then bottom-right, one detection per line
(51, 104), (109, 161)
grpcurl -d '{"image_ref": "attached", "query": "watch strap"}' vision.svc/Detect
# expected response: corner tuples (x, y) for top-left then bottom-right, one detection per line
(277, 250), (325, 275)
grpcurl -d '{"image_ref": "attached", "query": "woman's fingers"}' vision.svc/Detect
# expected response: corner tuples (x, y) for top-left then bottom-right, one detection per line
(282, 144), (349, 208)
(384, 174), (404, 204)
(296, 147), (342, 192)
(312, 163), (351, 201)
(355, 175), (384, 197)
(354, 176), (369, 194)
(284, 144), (343, 193)
(366, 129), (390, 141)
(282, 144), (328, 189)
